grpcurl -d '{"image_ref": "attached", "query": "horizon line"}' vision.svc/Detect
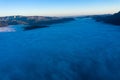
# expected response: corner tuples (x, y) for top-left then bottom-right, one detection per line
(0, 13), (113, 17)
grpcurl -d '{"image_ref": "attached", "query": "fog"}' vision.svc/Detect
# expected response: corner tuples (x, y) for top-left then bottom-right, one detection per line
(0, 18), (120, 80)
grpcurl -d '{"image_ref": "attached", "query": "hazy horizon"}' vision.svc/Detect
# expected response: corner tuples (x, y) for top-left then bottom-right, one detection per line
(0, 0), (120, 16)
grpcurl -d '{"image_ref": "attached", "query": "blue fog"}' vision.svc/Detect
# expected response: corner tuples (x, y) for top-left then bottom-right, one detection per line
(0, 18), (120, 80)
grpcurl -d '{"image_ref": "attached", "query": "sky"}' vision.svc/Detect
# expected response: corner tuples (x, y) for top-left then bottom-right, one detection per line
(0, 0), (120, 16)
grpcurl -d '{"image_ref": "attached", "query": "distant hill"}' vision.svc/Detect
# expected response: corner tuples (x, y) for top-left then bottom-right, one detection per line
(93, 11), (120, 25)
(0, 16), (74, 27)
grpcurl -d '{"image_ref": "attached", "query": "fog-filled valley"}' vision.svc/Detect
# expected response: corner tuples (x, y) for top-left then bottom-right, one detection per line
(0, 18), (120, 80)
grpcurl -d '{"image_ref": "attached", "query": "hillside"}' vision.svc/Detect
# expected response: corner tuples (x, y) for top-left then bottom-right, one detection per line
(93, 11), (120, 25)
(0, 16), (74, 27)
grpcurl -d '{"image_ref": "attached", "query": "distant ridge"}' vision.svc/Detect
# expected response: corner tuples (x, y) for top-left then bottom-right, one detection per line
(0, 16), (74, 27)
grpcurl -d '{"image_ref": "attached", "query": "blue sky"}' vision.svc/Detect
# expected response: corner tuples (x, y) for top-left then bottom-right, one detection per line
(0, 0), (120, 16)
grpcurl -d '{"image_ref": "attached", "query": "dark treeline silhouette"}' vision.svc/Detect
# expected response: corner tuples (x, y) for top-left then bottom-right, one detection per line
(93, 11), (120, 25)
(24, 25), (49, 31)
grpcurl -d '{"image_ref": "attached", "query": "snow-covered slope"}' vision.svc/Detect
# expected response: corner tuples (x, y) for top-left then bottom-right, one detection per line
(0, 18), (120, 80)
(0, 26), (15, 32)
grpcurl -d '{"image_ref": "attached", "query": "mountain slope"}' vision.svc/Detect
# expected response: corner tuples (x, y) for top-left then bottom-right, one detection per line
(0, 16), (74, 27)
(93, 11), (120, 25)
